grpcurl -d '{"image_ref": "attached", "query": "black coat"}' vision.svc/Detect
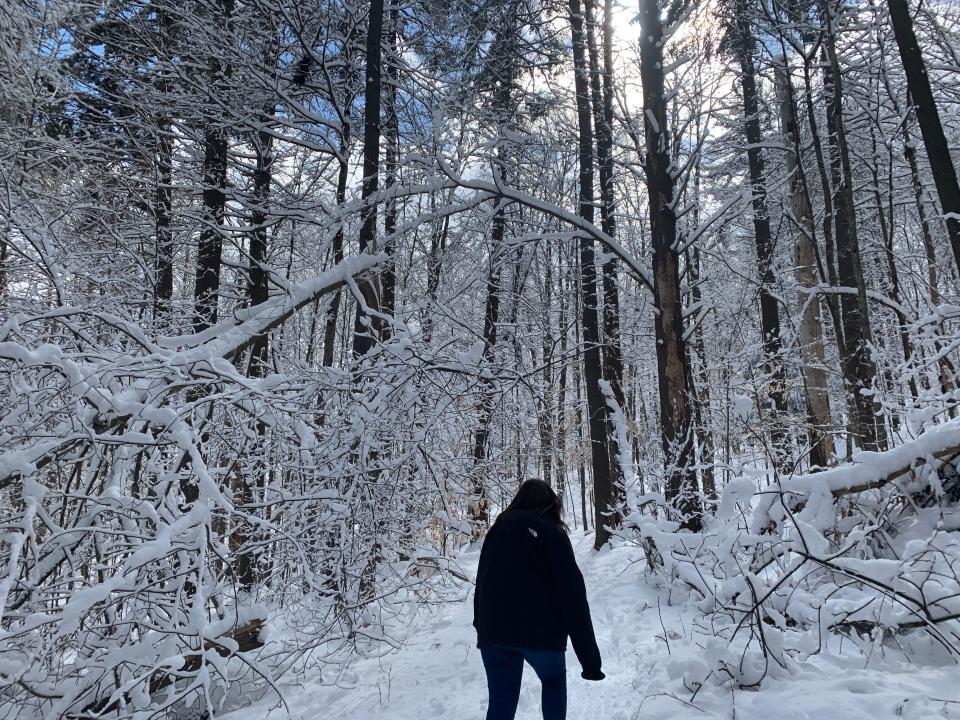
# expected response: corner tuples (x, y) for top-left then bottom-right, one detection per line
(472, 510), (602, 674)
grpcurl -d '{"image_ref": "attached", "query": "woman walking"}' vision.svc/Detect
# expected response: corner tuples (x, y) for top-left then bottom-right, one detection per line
(473, 480), (604, 720)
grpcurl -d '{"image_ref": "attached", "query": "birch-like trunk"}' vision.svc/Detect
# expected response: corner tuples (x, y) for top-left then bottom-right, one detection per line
(776, 62), (835, 470)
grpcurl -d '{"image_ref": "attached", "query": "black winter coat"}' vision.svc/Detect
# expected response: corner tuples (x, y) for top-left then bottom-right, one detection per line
(472, 510), (602, 675)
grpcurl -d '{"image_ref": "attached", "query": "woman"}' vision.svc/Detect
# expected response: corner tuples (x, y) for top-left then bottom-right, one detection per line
(473, 480), (604, 720)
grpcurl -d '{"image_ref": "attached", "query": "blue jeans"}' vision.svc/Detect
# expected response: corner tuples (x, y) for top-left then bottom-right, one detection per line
(480, 646), (566, 720)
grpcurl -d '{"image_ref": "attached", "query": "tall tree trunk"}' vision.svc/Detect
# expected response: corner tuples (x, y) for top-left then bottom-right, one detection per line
(556, 254), (569, 501)
(734, 6), (788, 470)
(902, 112), (958, 397)
(155, 122), (173, 315)
(585, 0), (627, 521)
(422, 199), (449, 346)
(538, 243), (555, 486)
(0, 231), (7, 300)
(569, 0), (616, 547)
(687, 244), (716, 499)
(797, 48), (859, 457)
(903, 113), (942, 308)
(887, 0), (960, 271)
(868, 114), (918, 402)
(685, 78), (716, 501)
(154, 124), (174, 318)
(639, 0), (701, 531)
(821, 13), (887, 452)
(247, 116), (273, 377)
(193, 0), (233, 334)
(775, 62), (835, 469)
(352, 0), (385, 359)
(574, 248), (590, 532)
(154, 8), (174, 319)
(232, 100), (275, 592)
(585, 1), (622, 475)
(323, 134), (350, 367)
(470, 8), (517, 537)
(381, 4), (399, 334)
(880, 51), (958, 399)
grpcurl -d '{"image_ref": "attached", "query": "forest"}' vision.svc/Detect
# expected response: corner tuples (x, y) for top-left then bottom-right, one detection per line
(1, 0), (960, 716)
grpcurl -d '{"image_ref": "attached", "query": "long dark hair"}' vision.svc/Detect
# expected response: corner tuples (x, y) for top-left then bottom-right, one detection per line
(500, 479), (569, 532)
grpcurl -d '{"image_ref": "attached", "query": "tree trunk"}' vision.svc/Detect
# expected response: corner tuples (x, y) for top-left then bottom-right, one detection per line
(193, 133), (227, 328)
(687, 245), (717, 498)
(231, 73), (277, 588)
(821, 14), (887, 452)
(574, 252), (590, 532)
(685, 91), (716, 501)
(556, 254), (569, 501)
(381, 4), (399, 334)
(775, 62), (835, 469)
(887, 0), (960, 272)
(192, 0), (233, 334)
(470, 7), (518, 537)
(734, 7), (788, 470)
(903, 113), (958, 398)
(797, 49), (859, 458)
(585, 0), (627, 521)
(247, 118), (273, 377)
(538, 243), (555, 486)
(323, 134), (349, 367)
(154, 8), (174, 319)
(155, 121), (173, 316)
(880, 54), (958, 399)
(352, 0), (385, 359)
(639, 0), (701, 531)
(903, 113), (942, 308)
(869, 115), (918, 402)
(569, 0), (616, 547)
(422, 199), (449, 346)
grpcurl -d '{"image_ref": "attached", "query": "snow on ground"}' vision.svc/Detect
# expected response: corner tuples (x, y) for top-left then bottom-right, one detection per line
(231, 533), (960, 720)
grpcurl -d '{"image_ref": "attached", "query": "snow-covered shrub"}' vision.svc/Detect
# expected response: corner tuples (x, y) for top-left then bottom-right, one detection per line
(0, 294), (479, 717)
(628, 420), (960, 689)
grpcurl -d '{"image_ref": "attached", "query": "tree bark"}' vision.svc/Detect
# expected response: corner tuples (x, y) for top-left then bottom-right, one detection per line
(192, 0), (233, 334)
(352, 0), (385, 359)
(469, 5), (518, 537)
(687, 244), (717, 498)
(887, 0), (960, 273)
(569, 0), (616, 547)
(796, 48), (860, 458)
(154, 8), (174, 319)
(775, 62), (835, 469)
(734, 7), (789, 470)
(585, 0), (626, 529)
(639, 0), (701, 531)
(868, 115), (918, 403)
(556, 254), (569, 500)
(323, 133), (350, 367)
(538, 243), (555, 486)
(469, 208), (503, 536)
(903, 114), (942, 308)
(902, 113), (958, 398)
(821, 13), (887, 452)
(381, 4), (399, 333)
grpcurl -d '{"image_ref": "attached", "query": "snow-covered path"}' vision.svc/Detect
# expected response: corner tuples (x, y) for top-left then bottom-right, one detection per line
(233, 533), (960, 720)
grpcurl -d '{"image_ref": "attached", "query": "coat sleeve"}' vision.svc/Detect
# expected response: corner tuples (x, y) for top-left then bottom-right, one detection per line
(473, 540), (486, 631)
(543, 527), (602, 673)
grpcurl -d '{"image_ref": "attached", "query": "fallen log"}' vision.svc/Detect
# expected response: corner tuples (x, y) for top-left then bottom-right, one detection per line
(76, 617), (266, 718)
(750, 420), (960, 534)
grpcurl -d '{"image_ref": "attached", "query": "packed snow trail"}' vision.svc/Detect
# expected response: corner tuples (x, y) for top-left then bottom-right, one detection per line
(232, 533), (959, 720)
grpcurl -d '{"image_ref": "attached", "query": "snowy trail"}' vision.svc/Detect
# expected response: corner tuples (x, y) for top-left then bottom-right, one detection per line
(234, 533), (960, 720)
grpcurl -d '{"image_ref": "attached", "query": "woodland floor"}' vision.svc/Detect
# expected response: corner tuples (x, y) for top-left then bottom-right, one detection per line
(227, 534), (960, 720)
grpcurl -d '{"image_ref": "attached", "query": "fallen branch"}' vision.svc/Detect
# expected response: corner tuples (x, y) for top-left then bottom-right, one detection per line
(80, 618), (266, 717)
